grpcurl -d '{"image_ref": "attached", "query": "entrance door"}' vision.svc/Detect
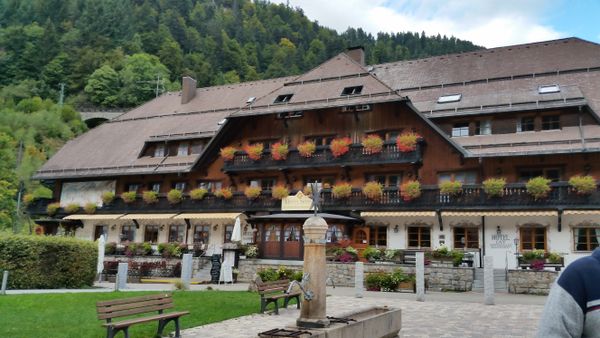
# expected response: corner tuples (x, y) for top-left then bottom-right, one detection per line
(283, 224), (301, 259)
(263, 224), (281, 259)
(352, 227), (370, 260)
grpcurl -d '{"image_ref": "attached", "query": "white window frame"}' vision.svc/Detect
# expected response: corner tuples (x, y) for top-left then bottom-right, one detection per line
(154, 143), (165, 157)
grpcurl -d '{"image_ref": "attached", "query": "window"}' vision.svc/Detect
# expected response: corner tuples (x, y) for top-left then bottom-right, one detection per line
(366, 173), (402, 187)
(120, 225), (136, 242)
(368, 226), (387, 246)
(408, 226), (431, 248)
(265, 225), (280, 242)
(517, 117), (535, 132)
(437, 93), (462, 103)
(438, 171), (477, 184)
(251, 139), (278, 149)
(538, 84), (560, 94)
(144, 225), (159, 243)
(518, 168), (561, 182)
(306, 135), (335, 146)
(94, 225), (108, 240)
(284, 225), (300, 241)
(177, 142), (190, 156)
(168, 224), (185, 243)
(476, 120), (492, 135)
(274, 94), (293, 104)
(154, 143), (165, 157)
(542, 115), (560, 130)
(149, 183), (161, 193)
(127, 184), (140, 192)
(574, 227), (600, 251)
(193, 225), (210, 244)
(454, 227), (479, 249)
(341, 85), (363, 96)
(197, 181), (222, 192)
(451, 123), (469, 137)
(249, 178), (276, 191)
(304, 176), (335, 190)
(520, 226), (546, 251)
(224, 224), (233, 243)
(191, 140), (205, 154)
(173, 182), (187, 191)
(326, 224), (345, 243)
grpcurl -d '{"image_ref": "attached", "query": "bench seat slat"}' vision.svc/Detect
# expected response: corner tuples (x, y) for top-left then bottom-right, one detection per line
(98, 303), (174, 320)
(102, 311), (190, 329)
(97, 294), (171, 307)
(97, 298), (173, 314)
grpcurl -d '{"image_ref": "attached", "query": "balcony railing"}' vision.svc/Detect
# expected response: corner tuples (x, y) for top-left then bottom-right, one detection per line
(223, 143), (422, 172)
(27, 182), (600, 217)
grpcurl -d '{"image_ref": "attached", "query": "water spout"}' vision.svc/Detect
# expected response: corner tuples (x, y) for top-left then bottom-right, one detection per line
(287, 273), (314, 301)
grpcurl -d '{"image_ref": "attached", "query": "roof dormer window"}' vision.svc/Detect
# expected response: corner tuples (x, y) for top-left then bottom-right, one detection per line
(538, 84), (560, 94)
(341, 85), (363, 96)
(437, 93), (462, 104)
(246, 97), (256, 104)
(154, 143), (165, 157)
(274, 94), (293, 104)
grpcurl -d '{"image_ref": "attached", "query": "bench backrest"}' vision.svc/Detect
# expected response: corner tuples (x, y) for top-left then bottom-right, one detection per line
(97, 293), (173, 320)
(256, 279), (290, 294)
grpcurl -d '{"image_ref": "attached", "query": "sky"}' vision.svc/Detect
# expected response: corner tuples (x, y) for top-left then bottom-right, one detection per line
(270, 0), (600, 48)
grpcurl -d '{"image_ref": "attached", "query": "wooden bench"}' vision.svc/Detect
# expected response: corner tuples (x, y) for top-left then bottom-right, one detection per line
(96, 293), (189, 338)
(256, 279), (301, 314)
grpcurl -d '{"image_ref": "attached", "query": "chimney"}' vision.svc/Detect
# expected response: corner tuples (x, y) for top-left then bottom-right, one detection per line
(181, 76), (197, 104)
(346, 46), (365, 66)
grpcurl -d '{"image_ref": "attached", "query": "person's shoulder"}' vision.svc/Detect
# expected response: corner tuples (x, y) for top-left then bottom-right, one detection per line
(558, 251), (600, 288)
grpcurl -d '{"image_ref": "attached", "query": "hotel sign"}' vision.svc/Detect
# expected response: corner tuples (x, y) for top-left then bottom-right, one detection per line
(282, 191), (314, 211)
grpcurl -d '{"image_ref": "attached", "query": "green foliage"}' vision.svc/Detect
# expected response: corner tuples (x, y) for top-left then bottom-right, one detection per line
(522, 249), (546, 261)
(83, 202), (96, 214)
(257, 266), (303, 282)
(483, 177), (506, 197)
(84, 65), (120, 106)
(189, 188), (208, 200)
(120, 191), (137, 203)
(0, 234), (97, 289)
(363, 246), (383, 261)
(46, 202), (60, 216)
(157, 242), (182, 258)
(429, 246), (465, 266)
(101, 191), (115, 205)
(547, 252), (562, 264)
(142, 190), (158, 204)
(526, 177), (552, 200)
(167, 189), (183, 204)
(244, 244), (258, 258)
(400, 180), (421, 201)
(64, 203), (80, 214)
(439, 181), (463, 196)
(569, 175), (597, 195)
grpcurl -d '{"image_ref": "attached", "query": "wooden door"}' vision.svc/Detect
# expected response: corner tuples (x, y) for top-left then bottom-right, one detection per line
(283, 224), (301, 259)
(263, 224), (281, 259)
(352, 227), (370, 260)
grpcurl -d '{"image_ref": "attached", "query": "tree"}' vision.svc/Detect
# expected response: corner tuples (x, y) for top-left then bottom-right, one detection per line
(118, 53), (171, 106)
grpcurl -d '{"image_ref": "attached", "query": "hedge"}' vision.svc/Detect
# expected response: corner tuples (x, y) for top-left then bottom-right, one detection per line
(0, 234), (97, 289)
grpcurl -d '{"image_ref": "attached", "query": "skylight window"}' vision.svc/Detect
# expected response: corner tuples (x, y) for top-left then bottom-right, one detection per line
(246, 97), (256, 104)
(437, 93), (462, 104)
(341, 85), (363, 96)
(274, 94), (293, 104)
(538, 84), (560, 94)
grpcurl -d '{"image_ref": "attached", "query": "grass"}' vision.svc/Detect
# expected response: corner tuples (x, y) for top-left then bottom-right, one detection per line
(0, 290), (260, 338)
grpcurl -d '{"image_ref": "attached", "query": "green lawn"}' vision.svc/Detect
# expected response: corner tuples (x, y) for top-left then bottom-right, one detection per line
(0, 290), (260, 338)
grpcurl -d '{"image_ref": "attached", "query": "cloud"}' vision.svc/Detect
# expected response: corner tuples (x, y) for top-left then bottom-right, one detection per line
(271, 0), (565, 47)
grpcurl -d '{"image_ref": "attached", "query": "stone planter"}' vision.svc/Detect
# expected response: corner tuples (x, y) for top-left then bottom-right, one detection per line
(398, 280), (415, 292)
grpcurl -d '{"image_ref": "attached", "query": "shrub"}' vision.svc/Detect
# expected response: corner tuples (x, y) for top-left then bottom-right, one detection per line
(167, 189), (183, 204)
(0, 234), (97, 289)
(338, 252), (357, 263)
(522, 249), (546, 261)
(220, 146), (237, 161)
(439, 181), (462, 196)
(363, 181), (383, 200)
(297, 141), (316, 157)
(105, 242), (117, 255)
(290, 270), (304, 282)
(215, 187), (233, 200)
(363, 246), (383, 261)
(330, 137), (352, 157)
(83, 202), (97, 214)
(384, 249), (403, 261)
(332, 183), (352, 199)
(101, 191), (115, 205)
(245, 244), (259, 258)
(190, 188), (208, 200)
(244, 143), (264, 161)
(121, 191), (137, 203)
(142, 190), (158, 204)
(244, 186), (262, 200)
(46, 202), (61, 216)
(257, 268), (280, 282)
(23, 194), (35, 206)
(157, 243), (182, 258)
(483, 178), (506, 197)
(396, 132), (420, 152)
(64, 203), (80, 214)
(365, 272), (385, 290)
(271, 142), (289, 161)
(526, 177), (551, 200)
(400, 180), (421, 201)
(429, 246), (464, 266)
(272, 186), (289, 200)
(361, 134), (384, 154)
(569, 175), (597, 195)
(547, 252), (562, 264)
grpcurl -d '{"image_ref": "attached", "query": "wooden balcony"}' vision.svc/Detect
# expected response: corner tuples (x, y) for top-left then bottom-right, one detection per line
(27, 182), (600, 218)
(222, 143), (422, 172)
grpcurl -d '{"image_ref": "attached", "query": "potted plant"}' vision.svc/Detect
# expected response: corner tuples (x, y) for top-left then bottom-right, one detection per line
(526, 176), (551, 200)
(64, 203), (80, 214)
(365, 272), (384, 291)
(363, 246), (383, 262)
(361, 134), (384, 154)
(244, 186), (261, 200)
(363, 181), (383, 200)
(400, 180), (421, 201)
(483, 177), (506, 198)
(569, 175), (597, 195)
(46, 202), (60, 216)
(190, 188), (208, 200)
(167, 189), (183, 204)
(232, 268), (240, 283)
(271, 142), (289, 161)
(330, 137), (352, 157)
(215, 187), (233, 200)
(244, 143), (264, 161)
(121, 191), (137, 204)
(245, 244), (259, 258)
(142, 190), (158, 204)
(297, 140), (316, 158)
(331, 183), (352, 199)
(220, 146), (237, 161)
(271, 185), (289, 200)
(101, 191), (115, 205)
(22, 194), (35, 206)
(396, 131), (421, 152)
(83, 202), (97, 214)
(439, 180), (462, 196)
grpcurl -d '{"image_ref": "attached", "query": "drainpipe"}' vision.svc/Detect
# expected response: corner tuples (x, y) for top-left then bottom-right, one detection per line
(481, 216), (485, 268)
(578, 106), (586, 149)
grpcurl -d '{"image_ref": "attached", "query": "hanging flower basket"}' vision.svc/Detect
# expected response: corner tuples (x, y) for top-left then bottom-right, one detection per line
(143, 191), (159, 204)
(190, 188), (208, 200)
(167, 189), (183, 204)
(297, 141), (316, 158)
(47, 202), (60, 216)
(64, 203), (80, 214)
(361, 134), (384, 155)
(332, 183), (352, 199)
(215, 187), (233, 200)
(396, 132), (420, 152)
(363, 181), (384, 200)
(400, 180), (421, 201)
(244, 186), (262, 200)
(84, 202), (97, 214)
(568, 175), (597, 195)
(244, 143), (264, 161)
(439, 181), (462, 196)
(271, 186), (289, 200)
(526, 177), (551, 200)
(101, 191), (115, 205)
(483, 178), (506, 198)
(121, 192), (137, 204)
(330, 137), (352, 157)
(271, 142), (289, 161)
(220, 146), (237, 161)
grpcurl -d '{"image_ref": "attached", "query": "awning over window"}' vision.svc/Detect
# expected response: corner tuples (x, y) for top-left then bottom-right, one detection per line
(360, 211), (436, 217)
(251, 213), (359, 221)
(564, 210), (600, 215)
(62, 214), (124, 220)
(442, 211), (558, 217)
(173, 213), (243, 220)
(119, 214), (178, 220)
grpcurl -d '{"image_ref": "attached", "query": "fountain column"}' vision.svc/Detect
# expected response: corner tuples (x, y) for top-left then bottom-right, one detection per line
(297, 216), (330, 328)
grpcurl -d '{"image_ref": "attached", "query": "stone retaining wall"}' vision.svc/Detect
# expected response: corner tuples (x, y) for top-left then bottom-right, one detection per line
(238, 259), (474, 292)
(507, 269), (558, 295)
(103, 255), (209, 277)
